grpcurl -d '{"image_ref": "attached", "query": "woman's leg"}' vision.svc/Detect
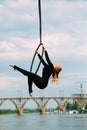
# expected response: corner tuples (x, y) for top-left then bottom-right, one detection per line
(28, 77), (33, 93)
(10, 65), (47, 93)
(27, 74), (46, 96)
(27, 73), (47, 89)
(13, 65), (30, 76)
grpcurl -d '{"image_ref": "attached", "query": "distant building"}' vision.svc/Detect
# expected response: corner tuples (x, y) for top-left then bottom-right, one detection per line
(72, 93), (87, 97)
(73, 83), (87, 97)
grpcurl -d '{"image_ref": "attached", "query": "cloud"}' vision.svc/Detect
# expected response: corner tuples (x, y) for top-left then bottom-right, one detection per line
(0, 75), (15, 89)
(0, 37), (38, 60)
(0, 0), (37, 31)
(44, 33), (87, 59)
(0, 73), (27, 89)
(0, 31), (87, 61)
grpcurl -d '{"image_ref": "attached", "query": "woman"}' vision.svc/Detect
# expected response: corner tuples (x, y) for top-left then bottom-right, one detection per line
(10, 46), (62, 97)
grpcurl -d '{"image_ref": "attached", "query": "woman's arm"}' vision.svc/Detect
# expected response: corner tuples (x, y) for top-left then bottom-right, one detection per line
(35, 45), (53, 66)
(35, 50), (47, 66)
(42, 45), (53, 65)
(38, 53), (47, 66)
(45, 50), (53, 66)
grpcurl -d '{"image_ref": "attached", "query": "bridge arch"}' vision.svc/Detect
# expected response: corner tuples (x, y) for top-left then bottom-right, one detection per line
(0, 99), (16, 110)
(22, 98), (40, 109)
(44, 98), (60, 108)
(0, 99), (5, 106)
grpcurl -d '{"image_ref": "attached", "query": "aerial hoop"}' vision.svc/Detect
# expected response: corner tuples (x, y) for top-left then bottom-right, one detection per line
(30, 43), (44, 74)
(30, 0), (43, 74)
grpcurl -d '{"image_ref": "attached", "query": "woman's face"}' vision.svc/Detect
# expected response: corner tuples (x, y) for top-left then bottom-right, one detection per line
(54, 64), (62, 71)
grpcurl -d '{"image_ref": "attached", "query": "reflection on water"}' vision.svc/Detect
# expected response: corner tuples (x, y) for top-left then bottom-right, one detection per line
(0, 114), (87, 130)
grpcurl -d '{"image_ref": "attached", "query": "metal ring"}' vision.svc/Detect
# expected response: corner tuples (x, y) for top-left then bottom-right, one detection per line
(30, 43), (44, 74)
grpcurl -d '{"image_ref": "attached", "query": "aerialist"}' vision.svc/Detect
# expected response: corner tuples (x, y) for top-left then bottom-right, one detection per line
(10, 45), (62, 97)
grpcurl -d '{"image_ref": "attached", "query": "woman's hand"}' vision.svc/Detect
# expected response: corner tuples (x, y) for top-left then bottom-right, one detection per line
(35, 50), (39, 54)
(42, 44), (45, 51)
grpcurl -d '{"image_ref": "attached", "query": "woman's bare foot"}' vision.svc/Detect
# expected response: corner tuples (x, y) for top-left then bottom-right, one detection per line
(9, 64), (17, 71)
(29, 93), (33, 97)
(9, 64), (14, 68)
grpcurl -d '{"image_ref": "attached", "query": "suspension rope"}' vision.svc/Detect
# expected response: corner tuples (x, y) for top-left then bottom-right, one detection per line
(38, 0), (42, 44)
(30, 0), (44, 74)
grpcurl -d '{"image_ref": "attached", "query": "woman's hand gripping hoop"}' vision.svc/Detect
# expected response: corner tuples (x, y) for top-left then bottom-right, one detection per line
(30, 43), (44, 74)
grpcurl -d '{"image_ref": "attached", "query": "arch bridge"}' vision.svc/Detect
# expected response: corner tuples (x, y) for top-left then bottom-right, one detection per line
(0, 96), (87, 115)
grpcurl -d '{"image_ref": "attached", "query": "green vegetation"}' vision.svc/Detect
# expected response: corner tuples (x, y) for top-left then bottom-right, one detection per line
(0, 109), (16, 114)
(0, 108), (40, 114)
(66, 102), (78, 110)
(24, 108), (39, 113)
(0, 108), (58, 114)
(66, 102), (87, 113)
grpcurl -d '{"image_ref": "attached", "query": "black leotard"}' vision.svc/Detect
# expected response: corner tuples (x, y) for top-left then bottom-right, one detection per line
(14, 50), (54, 93)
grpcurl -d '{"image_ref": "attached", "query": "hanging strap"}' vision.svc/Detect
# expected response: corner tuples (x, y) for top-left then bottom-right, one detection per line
(38, 0), (42, 44)
(30, 0), (44, 74)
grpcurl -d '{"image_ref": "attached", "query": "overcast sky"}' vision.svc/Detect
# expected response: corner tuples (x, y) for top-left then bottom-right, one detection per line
(0, 0), (87, 99)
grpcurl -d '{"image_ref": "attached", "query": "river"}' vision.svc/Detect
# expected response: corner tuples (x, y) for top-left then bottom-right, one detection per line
(0, 113), (87, 130)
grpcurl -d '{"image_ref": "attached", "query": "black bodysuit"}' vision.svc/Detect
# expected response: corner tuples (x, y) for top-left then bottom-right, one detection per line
(14, 50), (54, 93)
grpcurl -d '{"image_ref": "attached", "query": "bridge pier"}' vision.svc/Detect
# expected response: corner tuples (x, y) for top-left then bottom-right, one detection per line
(17, 108), (24, 116)
(74, 98), (87, 107)
(60, 106), (66, 113)
(10, 98), (28, 116)
(39, 106), (46, 114)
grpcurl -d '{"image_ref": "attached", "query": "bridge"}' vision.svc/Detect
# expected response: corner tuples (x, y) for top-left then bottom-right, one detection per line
(0, 96), (87, 115)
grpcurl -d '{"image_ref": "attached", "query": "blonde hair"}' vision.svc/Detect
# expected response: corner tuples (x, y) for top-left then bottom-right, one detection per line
(50, 64), (62, 84)
(50, 71), (60, 84)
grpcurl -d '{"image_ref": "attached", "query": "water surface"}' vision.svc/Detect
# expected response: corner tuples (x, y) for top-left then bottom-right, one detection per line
(0, 113), (87, 130)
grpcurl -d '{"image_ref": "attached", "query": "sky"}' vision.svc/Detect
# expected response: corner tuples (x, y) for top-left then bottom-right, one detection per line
(0, 0), (87, 100)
